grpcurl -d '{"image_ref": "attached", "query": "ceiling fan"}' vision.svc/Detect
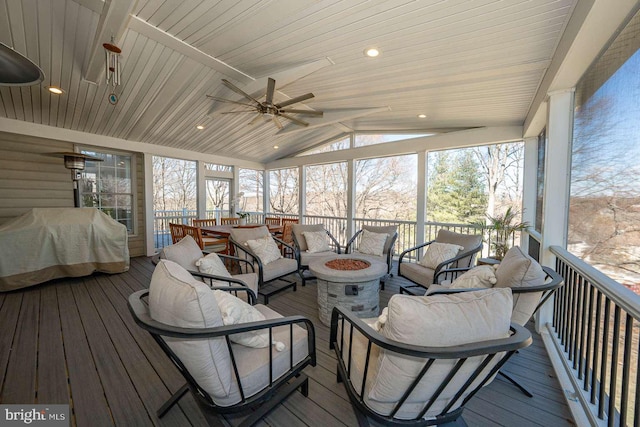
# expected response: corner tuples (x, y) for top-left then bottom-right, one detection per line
(207, 78), (323, 129)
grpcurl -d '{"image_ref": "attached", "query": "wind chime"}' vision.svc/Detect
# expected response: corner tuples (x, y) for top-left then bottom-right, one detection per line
(103, 37), (121, 105)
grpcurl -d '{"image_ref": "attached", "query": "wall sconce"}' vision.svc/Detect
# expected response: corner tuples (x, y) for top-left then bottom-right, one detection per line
(103, 38), (122, 87)
(44, 152), (103, 207)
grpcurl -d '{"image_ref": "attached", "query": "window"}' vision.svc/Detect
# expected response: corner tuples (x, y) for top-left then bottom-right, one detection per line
(535, 129), (546, 233)
(354, 133), (433, 147)
(205, 162), (233, 173)
(306, 163), (347, 217)
(355, 154), (417, 220)
(569, 8), (640, 291)
(297, 136), (350, 156)
(269, 168), (299, 214)
(80, 150), (135, 233)
(239, 168), (264, 213)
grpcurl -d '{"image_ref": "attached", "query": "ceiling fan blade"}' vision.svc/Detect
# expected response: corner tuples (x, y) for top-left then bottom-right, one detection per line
(248, 114), (264, 126)
(265, 78), (276, 105)
(220, 110), (257, 114)
(278, 108), (323, 116)
(206, 95), (256, 108)
(275, 93), (314, 108)
(272, 116), (284, 130)
(221, 79), (262, 105)
(279, 113), (309, 127)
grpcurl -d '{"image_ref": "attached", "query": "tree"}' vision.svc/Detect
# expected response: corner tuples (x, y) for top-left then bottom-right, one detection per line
(472, 142), (523, 219)
(427, 151), (487, 223)
(269, 168), (299, 214)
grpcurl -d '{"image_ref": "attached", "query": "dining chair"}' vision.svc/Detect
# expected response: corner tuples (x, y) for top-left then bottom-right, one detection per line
(169, 223), (186, 244)
(220, 217), (239, 225)
(183, 224), (227, 253)
(264, 217), (282, 225)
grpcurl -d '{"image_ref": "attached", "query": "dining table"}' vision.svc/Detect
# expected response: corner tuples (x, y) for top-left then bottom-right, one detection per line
(199, 223), (283, 238)
(198, 223), (284, 257)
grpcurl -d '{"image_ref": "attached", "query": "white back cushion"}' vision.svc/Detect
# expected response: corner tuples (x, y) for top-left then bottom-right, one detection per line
(368, 288), (512, 418)
(160, 235), (202, 271)
(149, 260), (232, 398)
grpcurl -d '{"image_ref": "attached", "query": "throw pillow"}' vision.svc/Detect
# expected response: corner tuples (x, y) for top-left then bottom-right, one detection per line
(303, 230), (330, 253)
(418, 242), (464, 269)
(213, 290), (285, 351)
(358, 230), (387, 256)
(246, 236), (282, 265)
(450, 265), (497, 289)
(195, 253), (231, 278)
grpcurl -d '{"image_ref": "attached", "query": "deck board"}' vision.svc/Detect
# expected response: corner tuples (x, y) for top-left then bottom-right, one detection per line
(0, 257), (575, 426)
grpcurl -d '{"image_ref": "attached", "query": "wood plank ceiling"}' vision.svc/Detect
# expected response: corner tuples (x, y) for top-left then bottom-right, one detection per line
(0, 0), (577, 163)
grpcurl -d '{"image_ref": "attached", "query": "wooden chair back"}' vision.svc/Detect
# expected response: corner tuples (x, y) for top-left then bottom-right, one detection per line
(192, 218), (217, 227)
(220, 217), (239, 225)
(281, 218), (299, 227)
(169, 223), (186, 244)
(264, 217), (281, 225)
(182, 224), (205, 250)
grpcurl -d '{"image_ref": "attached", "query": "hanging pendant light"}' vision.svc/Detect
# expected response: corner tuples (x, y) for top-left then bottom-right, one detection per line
(103, 37), (122, 87)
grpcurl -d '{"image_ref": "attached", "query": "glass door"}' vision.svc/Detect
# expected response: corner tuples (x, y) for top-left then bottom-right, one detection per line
(206, 178), (231, 221)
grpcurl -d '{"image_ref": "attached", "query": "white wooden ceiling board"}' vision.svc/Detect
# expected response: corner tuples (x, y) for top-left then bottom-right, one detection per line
(64, 6), (98, 129)
(116, 49), (185, 139)
(131, 65), (218, 142)
(55, 0), (79, 128)
(185, 0), (318, 52)
(0, 1), (13, 45)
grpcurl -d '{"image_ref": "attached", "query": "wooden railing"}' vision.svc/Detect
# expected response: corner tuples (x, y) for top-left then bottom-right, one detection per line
(550, 246), (640, 426)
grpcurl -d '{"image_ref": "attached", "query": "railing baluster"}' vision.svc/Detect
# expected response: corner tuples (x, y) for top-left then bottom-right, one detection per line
(608, 306), (621, 427)
(592, 289), (602, 405)
(599, 298), (611, 420)
(620, 315), (632, 427)
(584, 285), (595, 392)
(576, 274), (585, 372)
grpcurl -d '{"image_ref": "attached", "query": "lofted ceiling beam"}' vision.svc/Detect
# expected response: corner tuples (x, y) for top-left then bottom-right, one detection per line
(275, 107), (391, 135)
(84, 0), (137, 84)
(128, 16), (253, 85)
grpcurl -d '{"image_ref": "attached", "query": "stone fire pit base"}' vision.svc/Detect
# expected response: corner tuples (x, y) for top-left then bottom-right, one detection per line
(309, 255), (387, 326)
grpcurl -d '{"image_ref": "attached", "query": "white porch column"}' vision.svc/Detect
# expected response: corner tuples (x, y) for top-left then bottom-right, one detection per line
(536, 88), (574, 332)
(299, 166), (306, 221)
(521, 136), (539, 254)
(415, 151), (427, 247)
(231, 166), (240, 216)
(263, 169), (270, 215)
(144, 153), (156, 256)
(346, 159), (355, 242)
(197, 161), (206, 218)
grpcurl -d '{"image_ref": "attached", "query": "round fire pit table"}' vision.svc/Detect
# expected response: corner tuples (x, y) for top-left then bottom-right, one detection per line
(309, 254), (387, 326)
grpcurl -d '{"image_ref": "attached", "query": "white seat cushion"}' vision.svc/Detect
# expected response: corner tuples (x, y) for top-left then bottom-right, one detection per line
(148, 260), (232, 399)
(398, 262), (435, 287)
(262, 257), (298, 282)
(214, 304), (310, 407)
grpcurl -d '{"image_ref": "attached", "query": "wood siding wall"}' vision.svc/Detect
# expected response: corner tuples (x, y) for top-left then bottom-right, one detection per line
(0, 132), (146, 256)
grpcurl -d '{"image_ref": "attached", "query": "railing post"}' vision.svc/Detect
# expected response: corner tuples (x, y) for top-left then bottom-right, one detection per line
(521, 136), (539, 255)
(537, 89), (574, 332)
(416, 151), (427, 248)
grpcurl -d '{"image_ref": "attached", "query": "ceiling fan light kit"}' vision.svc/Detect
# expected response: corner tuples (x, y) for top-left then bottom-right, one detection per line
(208, 77), (323, 130)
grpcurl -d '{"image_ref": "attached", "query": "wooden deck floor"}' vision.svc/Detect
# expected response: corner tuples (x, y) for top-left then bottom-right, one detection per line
(0, 257), (575, 426)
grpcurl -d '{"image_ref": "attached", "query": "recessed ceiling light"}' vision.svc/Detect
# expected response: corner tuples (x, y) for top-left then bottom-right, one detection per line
(47, 86), (64, 95)
(196, 125), (204, 130)
(364, 48), (380, 58)
(417, 114), (427, 119)
(273, 145), (279, 149)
